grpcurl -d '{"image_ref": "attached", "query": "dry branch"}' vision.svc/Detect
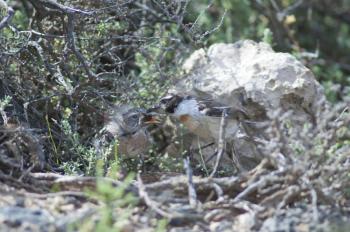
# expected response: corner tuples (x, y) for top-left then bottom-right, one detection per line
(210, 108), (228, 177)
(184, 157), (198, 208)
(0, 0), (14, 31)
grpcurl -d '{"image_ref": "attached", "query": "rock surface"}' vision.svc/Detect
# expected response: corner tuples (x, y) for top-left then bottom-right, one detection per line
(174, 40), (325, 123)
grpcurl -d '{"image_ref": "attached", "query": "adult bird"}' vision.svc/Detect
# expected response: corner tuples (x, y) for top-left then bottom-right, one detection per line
(150, 94), (261, 171)
(157, 94), (248, 142)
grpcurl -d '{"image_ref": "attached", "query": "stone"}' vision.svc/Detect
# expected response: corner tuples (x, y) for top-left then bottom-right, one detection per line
(175, 40), (325, 123)
(232, 212), (257, 232)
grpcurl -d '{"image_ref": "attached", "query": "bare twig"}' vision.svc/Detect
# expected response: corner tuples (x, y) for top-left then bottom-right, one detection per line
(26, 0), (96, 79)
(0, 0), (14, 31)
(29, 0), (92, 15)
(310, 188), (319, 222)
(29, 173), (138, 194)
(334, 106), (349, 122)
(27, 41), (56, 76)
(145, 175), (242, 197)
(234, 173), (280, 202)
(198, 10), (227, 41)
(211, 182), (224, 202)
(0, 108), (8, 125)
(18, 164), (35, 182)
(276, 185), (300, 209)
(210, 109), (228, 177)
(183, 157), (198, 208)
(22, 190), (90, 200)
(137, 173), (174, 218)
(66, 14), (96, 79)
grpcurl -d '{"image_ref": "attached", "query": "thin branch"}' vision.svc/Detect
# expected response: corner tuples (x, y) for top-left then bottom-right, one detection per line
(30, 0), (92, 15)
(234, 174), (280, 202)
(211, 182), (224, 202)
(334, 106), (349, 122)
(137, 173), (174, 218)
(310, 188), (319, 222)
(66, 14), (96, 79)
(210, 109), (228, 177)
(0, 0), (14, 31)
(198, 10), (227, 41)
(26, 0), (96, 79)
(184, 157), (198, 208)
(27, 41), (56, 76)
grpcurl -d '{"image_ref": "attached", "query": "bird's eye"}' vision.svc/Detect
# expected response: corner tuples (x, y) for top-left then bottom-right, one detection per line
(130, 114), (139, 120)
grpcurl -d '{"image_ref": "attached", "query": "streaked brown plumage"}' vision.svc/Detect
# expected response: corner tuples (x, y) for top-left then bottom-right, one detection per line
(104, 106), (152, 157)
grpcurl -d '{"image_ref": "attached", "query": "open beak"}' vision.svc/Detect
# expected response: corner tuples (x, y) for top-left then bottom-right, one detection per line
(141, 112), (162, 125)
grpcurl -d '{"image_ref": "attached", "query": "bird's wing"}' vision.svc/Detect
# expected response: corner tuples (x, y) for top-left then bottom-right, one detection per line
(197, 99), (248, 120)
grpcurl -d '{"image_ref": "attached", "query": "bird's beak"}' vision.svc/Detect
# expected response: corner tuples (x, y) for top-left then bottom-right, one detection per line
(141, 112), (162, 125)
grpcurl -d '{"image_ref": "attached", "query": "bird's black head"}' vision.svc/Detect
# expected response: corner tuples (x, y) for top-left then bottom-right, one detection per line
(159, 94), (184, 114)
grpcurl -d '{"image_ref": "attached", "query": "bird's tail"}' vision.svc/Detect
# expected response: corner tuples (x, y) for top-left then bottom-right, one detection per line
(243, 120), (269, 129)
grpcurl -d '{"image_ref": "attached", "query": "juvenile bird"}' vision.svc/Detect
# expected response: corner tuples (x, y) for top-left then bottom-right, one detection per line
(103, 106), (155, 157)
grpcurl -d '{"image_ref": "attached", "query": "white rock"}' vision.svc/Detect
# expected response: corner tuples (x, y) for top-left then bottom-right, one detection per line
(232, 212), (257, 232)
(173, 40), (325, 123)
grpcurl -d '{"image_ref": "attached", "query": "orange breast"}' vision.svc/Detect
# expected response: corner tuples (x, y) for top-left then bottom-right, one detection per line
(179, 115), (202, 133)
(179, 114), (190, 123)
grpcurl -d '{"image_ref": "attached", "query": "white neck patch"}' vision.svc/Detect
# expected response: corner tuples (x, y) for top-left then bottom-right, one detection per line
(173, 99), (201, 116)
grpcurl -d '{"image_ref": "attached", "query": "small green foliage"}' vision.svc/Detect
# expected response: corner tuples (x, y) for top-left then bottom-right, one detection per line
(291, 141), (305, 156)
(133, 49), (171, 107)
(262, 28), (274, 45)
(70, 161), (138, 232)
(152, 154), (183, 172)
(61, 161), (84, 175)
(12, 10), (28, 29)
(186, 0), (268, 44)
(327, 140), (350, 157)
(155, 218), (168, 232)
(311, 63), (349, 102)
(0, 95), (12, 111)
(59, 108), (103, 175)
(322, 81), (340, 103)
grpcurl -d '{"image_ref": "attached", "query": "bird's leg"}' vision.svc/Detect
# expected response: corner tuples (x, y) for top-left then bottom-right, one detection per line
(229, 142), (244, 172)
(182, 144), (194, 163)
(239, 121), (266, 161)
(194, 139), (214, 176)
(204, 149), (218, 164)
(192, 148), (217, 175)
(195, 142), (215, 152)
